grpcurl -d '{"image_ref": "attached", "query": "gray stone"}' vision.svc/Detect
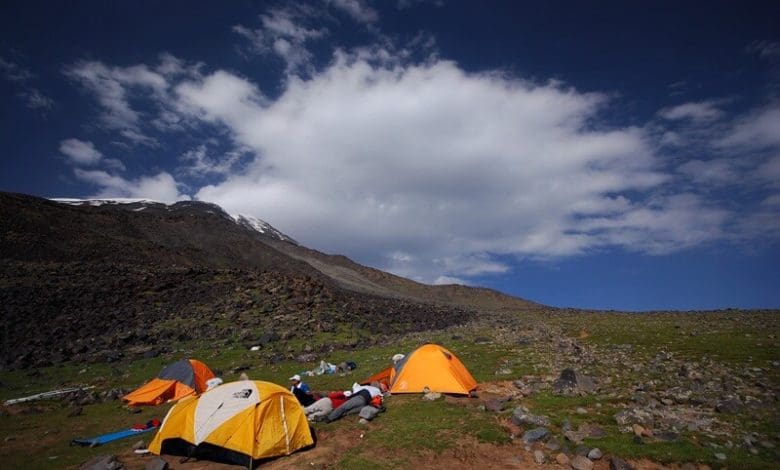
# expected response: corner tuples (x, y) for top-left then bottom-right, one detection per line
(716, 398), (742, 414)
(522, 427), (550, 443)
(580, 423), (606, 439)
(144, 457), (169, 470)
(575, 445), (591, 456)
(564, 430), (586, 444)
(714, 453), (727, 461)
(296, 353), (318, 363)
(422, 391), (442, 401)
(511, 408), (551, 427)
(570, 455), (594, 470)
(484, 399), (504, 412)
(80, 455), (122, 470)
(656, 431), (679, 442)
(533, 449), (546, 464)
(610, 456), (636, 470)
(587, 448), (603, 460)
(545, 437), (561, 451)
(553, 368), (597, 394)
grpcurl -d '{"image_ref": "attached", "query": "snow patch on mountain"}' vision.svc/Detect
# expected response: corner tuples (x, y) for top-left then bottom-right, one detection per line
(51, 198), (295, 243)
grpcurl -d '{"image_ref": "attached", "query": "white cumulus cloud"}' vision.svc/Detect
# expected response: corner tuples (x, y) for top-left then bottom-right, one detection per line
(74, 169), (189, 203)
(59, 138), (103, 166)
(171, 51), (692, 281)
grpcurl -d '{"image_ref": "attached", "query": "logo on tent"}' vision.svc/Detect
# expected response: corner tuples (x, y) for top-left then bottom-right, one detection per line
(232, 389), (253, 399)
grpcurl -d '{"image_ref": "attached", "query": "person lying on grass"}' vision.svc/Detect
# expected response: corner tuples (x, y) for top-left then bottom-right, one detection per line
(304, 390), (351, 421)
(325, 382), (383, 423)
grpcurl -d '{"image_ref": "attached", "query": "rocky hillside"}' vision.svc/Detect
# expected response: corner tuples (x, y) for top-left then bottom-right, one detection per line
(0, 192), (538, 369)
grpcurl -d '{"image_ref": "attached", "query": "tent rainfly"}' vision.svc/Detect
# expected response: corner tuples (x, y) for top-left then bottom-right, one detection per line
(123, 358), (215, 406)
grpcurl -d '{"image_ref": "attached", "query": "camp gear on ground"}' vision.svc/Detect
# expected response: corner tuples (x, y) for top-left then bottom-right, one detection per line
(123, 358), (215, 406)
(149, 380), (314, 467)
(361, 344), (477, 395)
(71, 420), (161, 447)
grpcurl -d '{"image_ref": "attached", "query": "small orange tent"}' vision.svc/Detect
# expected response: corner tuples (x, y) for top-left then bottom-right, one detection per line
(123, 358), (215, 406)
(363, 344), (477, 395)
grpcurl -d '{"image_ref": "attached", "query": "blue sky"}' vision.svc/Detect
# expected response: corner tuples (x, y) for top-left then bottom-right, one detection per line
(2, 1), (779, 311)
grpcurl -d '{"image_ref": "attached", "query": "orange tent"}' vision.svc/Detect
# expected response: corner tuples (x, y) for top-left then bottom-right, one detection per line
(363, 344), (477, 395)
(123, 358), (215, 406)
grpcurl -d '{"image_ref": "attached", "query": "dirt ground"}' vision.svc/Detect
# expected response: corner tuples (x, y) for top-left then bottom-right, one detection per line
(119, 422), (694, 470)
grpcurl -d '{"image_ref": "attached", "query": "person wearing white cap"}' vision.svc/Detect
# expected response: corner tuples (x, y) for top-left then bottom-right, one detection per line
(289, 374), (315, 406)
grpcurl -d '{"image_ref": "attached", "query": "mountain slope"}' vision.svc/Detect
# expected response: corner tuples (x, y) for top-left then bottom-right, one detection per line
(0, 192), (539, 369)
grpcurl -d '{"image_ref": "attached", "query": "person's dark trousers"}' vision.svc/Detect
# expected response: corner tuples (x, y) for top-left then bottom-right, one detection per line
(326, 390), (369, 422)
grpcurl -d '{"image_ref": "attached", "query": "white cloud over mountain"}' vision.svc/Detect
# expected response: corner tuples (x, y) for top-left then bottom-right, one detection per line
(58, 7), (780, 284)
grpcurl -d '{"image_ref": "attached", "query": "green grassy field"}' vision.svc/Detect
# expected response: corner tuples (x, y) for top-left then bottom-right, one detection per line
(1, 310), (778, 469)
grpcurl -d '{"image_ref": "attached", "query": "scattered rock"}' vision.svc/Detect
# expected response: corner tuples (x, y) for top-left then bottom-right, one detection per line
(714, 453), (727, 461)
(555, 453), (570, 466)
(570, 455), (594, 470)
(80, 454), (122, 470)
(422, 392), (442, 401)
(144, 457), (168, 470)
(656, 431), (679, 442)
(484, 399), (504, 413)
(632, 424), (652, 437)
(580, 423), (606, 439)
(553, 368), (597, 394)
(533, 449), (546, 464)
(522, 427), (550, 443)
(564, 430), (586, 444)
(587, 448), (603, 460)
(715, 397), (742, 414)
(610, 456), (636, 470)
(545, 437), (561, 451)
(511, 408), (551, 427)
(296, 353), (318, 363)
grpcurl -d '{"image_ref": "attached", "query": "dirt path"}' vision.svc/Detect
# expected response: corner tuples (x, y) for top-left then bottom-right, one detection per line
(119, 432), (682, 470)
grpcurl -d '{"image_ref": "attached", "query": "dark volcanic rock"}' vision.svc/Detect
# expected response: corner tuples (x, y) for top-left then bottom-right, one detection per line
(0, 194), (494, 367)
(553, 368), (598, 394)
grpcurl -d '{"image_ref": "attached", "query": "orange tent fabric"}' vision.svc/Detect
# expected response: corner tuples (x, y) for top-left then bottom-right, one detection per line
(124, 359), (215, 406)
(363, 344), (477, 395)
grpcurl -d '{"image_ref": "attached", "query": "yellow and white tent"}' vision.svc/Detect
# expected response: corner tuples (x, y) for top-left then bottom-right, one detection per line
(149, 380), (314, 466)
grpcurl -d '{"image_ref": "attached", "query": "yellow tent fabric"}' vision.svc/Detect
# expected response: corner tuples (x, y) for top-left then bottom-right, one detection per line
(364, 344), (477, 395)
(123, 358), (215, 406)
(149, 380), (314, 464)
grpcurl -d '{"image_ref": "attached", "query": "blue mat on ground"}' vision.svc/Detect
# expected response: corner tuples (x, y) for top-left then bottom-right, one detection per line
(71, 425), (158, 447)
